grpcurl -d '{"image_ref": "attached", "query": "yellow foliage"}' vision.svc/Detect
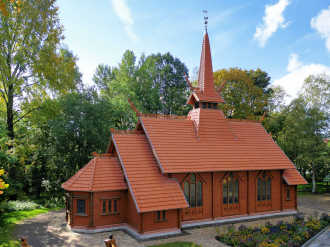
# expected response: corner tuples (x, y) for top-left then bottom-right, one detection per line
(0, 169), (9, 195)
(261, 226), (270, 234)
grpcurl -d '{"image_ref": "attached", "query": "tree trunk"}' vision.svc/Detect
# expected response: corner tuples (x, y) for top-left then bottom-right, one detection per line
(312, 167), (316, 193)
(6, 84), (14, 139)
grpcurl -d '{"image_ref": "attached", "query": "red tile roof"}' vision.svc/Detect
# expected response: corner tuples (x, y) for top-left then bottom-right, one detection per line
(61, 155), (127, 192)
(139, 110), (303, 174)
(112, 133), (188, 213)
(283, 169), (308, 185)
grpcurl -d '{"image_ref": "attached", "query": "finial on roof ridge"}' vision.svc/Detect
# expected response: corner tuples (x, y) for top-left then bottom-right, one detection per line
(203, 10), (208, 33)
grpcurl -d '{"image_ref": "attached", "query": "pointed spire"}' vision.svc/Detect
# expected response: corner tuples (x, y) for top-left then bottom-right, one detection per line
(197, 32), (221, 101)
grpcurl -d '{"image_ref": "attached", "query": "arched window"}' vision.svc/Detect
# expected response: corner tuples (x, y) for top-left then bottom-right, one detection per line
(222, 173), (239, 205)
(183, 174), (203, 208)
(257, 174), (271, 201)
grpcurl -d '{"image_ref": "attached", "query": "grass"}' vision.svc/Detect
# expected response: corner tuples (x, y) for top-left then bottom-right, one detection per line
(298, 182), (329, 194)
(0, 207), (58, 247)
(148, 242), (201, 247)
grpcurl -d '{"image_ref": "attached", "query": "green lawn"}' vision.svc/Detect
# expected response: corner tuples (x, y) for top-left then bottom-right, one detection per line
(148, 242), (201, 247)
(0, 208), (55, 247)
(298, 182), (329, 194)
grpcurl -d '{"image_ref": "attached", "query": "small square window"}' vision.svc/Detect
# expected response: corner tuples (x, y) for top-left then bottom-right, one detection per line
(77, 199), (86, 215)
(202, 102), (207, 109)
(156, 210), (166, 222)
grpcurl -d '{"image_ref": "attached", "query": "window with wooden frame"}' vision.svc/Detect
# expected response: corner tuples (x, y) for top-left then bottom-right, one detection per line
(183, 173), (203, 208)
(257, 173), (271, 201)
(286, 186), (291, 200)
(76, 199), (86, 215)
(155, 210), (166, 222)
(222, 173), (239, 205)
(100, 198), (119, 215)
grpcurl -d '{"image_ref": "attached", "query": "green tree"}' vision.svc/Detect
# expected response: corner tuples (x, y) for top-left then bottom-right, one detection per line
(94, 51), (190, 117)
(0, 0), (81, 139)
(93, 64), (114, 91)
(267, 85), (287, 113)
(277, 98), (329, 192)
(145, 53), (190, 115)
(246, 68), (271, 94)
(30, 89), (122, 202)
(301, 74), (330, 117)
(214, 68), (268, 119)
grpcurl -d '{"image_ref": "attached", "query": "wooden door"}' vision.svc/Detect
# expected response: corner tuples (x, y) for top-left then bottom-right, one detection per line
(181, 173), (205, 221)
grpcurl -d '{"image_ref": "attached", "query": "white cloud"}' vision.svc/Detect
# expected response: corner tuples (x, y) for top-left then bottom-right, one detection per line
(287, 53), (303, 72)
(254, 0), (290, 47)
(111, 0), (137, 41)
(273, 53), (330, 101)
(311, 6), (330, 52)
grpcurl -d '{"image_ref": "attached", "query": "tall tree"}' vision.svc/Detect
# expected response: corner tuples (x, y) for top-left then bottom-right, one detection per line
(246, 68), (271, 93)
(0, 0), (81, 138)
(142, 53), (190, 115)
(93, 51), (190, 117)
(301, 74), (330, 117)
(214, 68), (268, 119)
(93, 64), (114, 91)
(277, 98), (329, 192)
(29, 89), (122, 201)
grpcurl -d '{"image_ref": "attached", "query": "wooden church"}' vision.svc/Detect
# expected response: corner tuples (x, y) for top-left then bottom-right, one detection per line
(62, 29), (307, 240)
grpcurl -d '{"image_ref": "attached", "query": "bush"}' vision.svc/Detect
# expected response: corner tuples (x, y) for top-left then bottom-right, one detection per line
(4, 201), (41, 212)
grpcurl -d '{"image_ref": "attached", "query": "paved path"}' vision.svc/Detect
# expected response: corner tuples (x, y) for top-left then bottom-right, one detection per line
(13, 194), (330, 247)
(304, 227), (330, 247)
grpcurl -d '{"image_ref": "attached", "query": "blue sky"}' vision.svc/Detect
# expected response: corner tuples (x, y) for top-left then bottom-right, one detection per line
(57, 0), (330, 100)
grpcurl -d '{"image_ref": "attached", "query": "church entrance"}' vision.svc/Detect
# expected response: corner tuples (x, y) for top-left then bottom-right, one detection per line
(182, 173), (204, 221)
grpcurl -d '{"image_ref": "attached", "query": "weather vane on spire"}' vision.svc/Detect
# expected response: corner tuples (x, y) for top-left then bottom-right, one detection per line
(203, 10), (208, 32)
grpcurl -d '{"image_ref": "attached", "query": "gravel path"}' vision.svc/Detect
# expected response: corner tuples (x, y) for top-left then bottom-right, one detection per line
(13, 194), (330, 247)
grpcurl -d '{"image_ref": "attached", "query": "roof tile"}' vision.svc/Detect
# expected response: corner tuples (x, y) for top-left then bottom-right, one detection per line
(61, 156), (127, 192)
(112, 133), (188, 213)
(283, 169), (308, 185)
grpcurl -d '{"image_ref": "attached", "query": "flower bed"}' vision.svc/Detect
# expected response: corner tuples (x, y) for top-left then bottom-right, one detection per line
(215, 213), (330, 247)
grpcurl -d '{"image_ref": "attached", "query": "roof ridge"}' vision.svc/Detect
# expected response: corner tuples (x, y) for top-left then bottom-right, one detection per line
(140, 113), (187, 120)
(89, 158), (96, 191)
(110, 129), (144, 135)
(228, 118), (260, 123)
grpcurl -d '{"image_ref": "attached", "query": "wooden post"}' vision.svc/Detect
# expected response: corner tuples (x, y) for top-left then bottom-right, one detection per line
(70, 192), (74, 226)
(140, 213), (144, 233)
(20, 237), (31, 247)
(280, 171), (283, 211)
(104, 235), (117, 247)
(177, 209), (181, 229)
(211, 172), (214, 219)
(89, 192), (94, 227)
(247, 171), (250, 215)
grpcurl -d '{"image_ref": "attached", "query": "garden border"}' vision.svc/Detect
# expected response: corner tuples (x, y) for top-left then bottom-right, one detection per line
(182, 210), (297, 229)
(301, 226), (329, 247)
